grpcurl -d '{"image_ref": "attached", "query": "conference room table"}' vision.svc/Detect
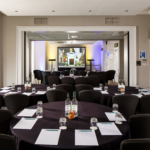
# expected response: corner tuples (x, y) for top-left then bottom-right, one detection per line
(10, 101), (130, 150)
(0, 84), (139, 108)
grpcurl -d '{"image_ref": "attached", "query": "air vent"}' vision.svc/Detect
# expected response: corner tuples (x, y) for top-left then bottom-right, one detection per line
(105, 18), (119, 25)
(34, 18), (48, 25)
(55, 41), (65, 44)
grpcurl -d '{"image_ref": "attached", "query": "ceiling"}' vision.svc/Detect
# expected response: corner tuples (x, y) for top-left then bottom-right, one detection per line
(0, 0), (150, 16)
(26, 31), (128, 44)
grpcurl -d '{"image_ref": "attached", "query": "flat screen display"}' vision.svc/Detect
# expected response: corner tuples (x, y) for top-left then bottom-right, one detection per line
(58, 47), (86, 68)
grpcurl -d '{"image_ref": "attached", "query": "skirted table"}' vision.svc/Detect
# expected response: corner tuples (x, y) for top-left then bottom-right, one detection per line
(10, 101), (130, 150)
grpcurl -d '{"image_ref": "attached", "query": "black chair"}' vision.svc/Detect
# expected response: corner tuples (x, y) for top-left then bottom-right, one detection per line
(78, 71), (86, 76)
(46, 89), (67, 102)
(61, 77), (75, 87)
(34, 70), (43, 83)
(42, 72), (51, 84)
(74, 71), (78, 75)
(88, 71), (97, 76)
(52, 71), (61, 76)
(86, 76), (99, 87)
(79, 90), (101, 104)
(105, 70), (115, 83)
(0, 110), (12, 134)
(120, 139), (150, 150)
(91, 74), (103, 84)
(129, 114), (150, 138)
(112, 95), (139, 121)
(4, 94), (29, 116)
(140, 95), (150, 113)
(48, 76), (60, 86)
(75, 84), (93, 101)
(97, 72), (106, 85)
(75, 77), (88, 85)
(56, 84), (73, 99)
(44, 74), (53, 85)
(0, 96), (2, 109)
(61, 71), (69, 76)
(0, 134), (17, 150)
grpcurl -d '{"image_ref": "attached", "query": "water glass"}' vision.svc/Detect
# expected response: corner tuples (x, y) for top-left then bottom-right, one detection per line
(99, 84), (103, 90)
(36, 107), (43, 118)
(104, 86), (108, 92)
(136, 84), (139, 89)
(47, 86), (50, 91)
(115, 112), (122, 124)
(12, 83), (15, 90)
(53, 84), (56, 89)
(59, 117), (67, 129)
(112, 103), (118, 112)
(17, 87), (21, 93)
(90, 117), (98, 130)
(121, 88), (125, 94)
(37, 101), (43, 108)
(138, 88), (141, 94)
(32, 87), (36, 93)
(147, 87), (150, 93)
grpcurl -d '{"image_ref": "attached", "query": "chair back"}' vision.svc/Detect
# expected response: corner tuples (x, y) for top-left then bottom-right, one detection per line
(34, 70), (43, 82)
(0, 96), (2, 109)
(112, 94), (139, 120)
(91, 74), (103, 84)
(86, 76), (99, 87)
(0, 134), (17, 150)
(4, 94), (29, 116)
(61, 71), (69, 76)
(78, 71), (86, 76)
(79, 90), (101, 104)
(44, 74), (53, 85)
(97, 72), (106, 85)
(105, 70), (115, 83)
(129, 114), (150, 138)
(75, 77), (88, 85)
(42, 72), (51, 84)
(56, 84), (73, 99)
(46, 89), (67, 102)
(75, 84), (93, 100)
(120, 139), (150, 150)
(48, 76), (60, 86)
(52, 71), (61, 76)
(0, 110), (12, 134)
(140, 95), (150, 113)
(61, 77), (75, 86)
(88, 71), (97, 76)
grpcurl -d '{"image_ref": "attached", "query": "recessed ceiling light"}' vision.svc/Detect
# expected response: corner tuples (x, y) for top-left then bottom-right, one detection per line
(71, 36), (78, 38)
(125, 10), (129, 12)
(52, 10), (55, 12)
(89, 10), (92, 12)
(15, 11), (18, 12)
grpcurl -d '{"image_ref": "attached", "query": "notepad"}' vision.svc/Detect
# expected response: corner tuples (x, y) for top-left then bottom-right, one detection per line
(35, 129), (61, 145)
(0, 90), (10, 93)
(101, 91), (108, 94)
(105, 112), (126, 121)
(17, 109), (37, 117)
(1, 87), (11, 90)
(4, 92), (18, 95)
(97, 122), (122, 135)
(13, 118), (37, 129)
(22, 92), (32, 96)
(141, 89), (148, 92)
(35, 91), (46, 95)
(132, 94), (142, 98)
(114, 93), (122, 95)
(93, 87), (102, 91)
(75, 130), (98, 146)
(142, 92), (150, 95)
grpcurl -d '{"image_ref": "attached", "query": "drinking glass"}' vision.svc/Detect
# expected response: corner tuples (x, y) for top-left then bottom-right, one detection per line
(59, 117), (67, 129)
(12, 83), (15, 90)
(99, 84), (103, 90)
(115, 112), (122, 124)
(121, 88), (125, 94)
(136, 84), (139, 89)
(17, 87), (21, 93)
(37, 101), (43, 108)
(36, 107), (43, 118)
(112, 103), (118, 112)
(138, 88), (141, 94)
(104, 86), (108, 92)
(32, 87), (36, 93)
(90, 117), (98, 130)
(47, 86), (50, 91)
(147, 87), (150, 93)
(53, 84), (56, 89)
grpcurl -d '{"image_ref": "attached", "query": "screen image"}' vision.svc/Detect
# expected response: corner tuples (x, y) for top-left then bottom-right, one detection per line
(58, 47), (86, 68)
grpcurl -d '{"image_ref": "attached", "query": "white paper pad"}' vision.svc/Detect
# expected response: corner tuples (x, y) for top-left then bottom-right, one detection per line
(105, 112), (126, 121)
(142, 92), (150, 95)
(22, 92), (32, 96)
(35, 91), (46, 95)
(141, 89), (148, 92)
(4, 92), (18, 95)
(35, 129), (61, 145)
(13, 118), (37, 129)
(1, 87), (11, 90)
(132, 94), (142, 98)
(93, 87), (102, 91)
(0, 90), (10, 93)
(101, 91), (108, 94)
(97, 122), (122, 135)
(114, 93), (122, 95)
(17, 109), (37, 117)
(75, 130), (98, 146)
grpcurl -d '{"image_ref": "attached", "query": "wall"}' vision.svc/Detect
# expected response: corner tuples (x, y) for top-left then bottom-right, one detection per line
(120, 39), (124, 79)
(1, 15), (150, 88)
(0, 13), (2, 88)
(124, 35), (128, 86)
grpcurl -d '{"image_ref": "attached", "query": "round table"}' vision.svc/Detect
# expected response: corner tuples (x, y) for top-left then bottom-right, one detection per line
(10, 101), (130, 150)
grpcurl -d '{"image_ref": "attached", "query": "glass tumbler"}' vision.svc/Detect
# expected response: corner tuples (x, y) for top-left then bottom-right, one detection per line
(59, 117), (67, 129)
(90, 117), (98, 130)
(99, 84), (103, 90)
(115, 112), (122, 124)
(47, 86), (50, 91)
(37, 101), (43, 108)
(17, 87), (21, 93)
(36, 107), (43, 118)
(53, 84), (56, 89)
(12, 83), (15, 90)
(104, 86), (108, 92)
(112, 104), (118, 112)
(32, 87), (36, 93)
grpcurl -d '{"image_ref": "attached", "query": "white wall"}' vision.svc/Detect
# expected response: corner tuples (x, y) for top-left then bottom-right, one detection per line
(124, 35), (128, 86)
(0, 14), (2, 88)
(31, 41), (46, 73)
